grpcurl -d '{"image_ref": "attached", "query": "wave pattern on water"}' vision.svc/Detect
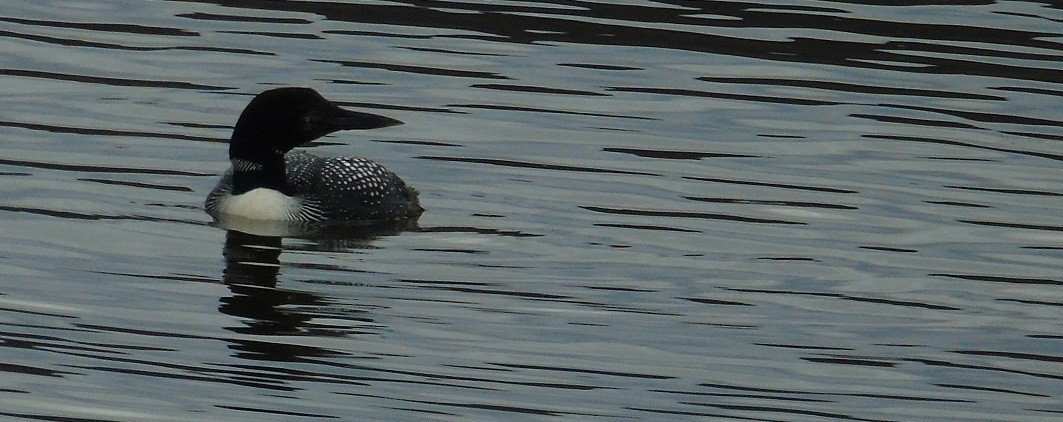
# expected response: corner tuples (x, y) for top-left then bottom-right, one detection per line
(1, 0), (1060, 421)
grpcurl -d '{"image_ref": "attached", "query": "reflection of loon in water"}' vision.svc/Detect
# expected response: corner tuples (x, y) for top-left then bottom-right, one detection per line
(206, 87), (423, 227)
(220, 231), (321, 338)
(219, 230), (391, 360)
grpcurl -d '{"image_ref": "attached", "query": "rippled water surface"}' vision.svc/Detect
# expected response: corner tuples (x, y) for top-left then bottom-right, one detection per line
(2, 1), (1061, 420)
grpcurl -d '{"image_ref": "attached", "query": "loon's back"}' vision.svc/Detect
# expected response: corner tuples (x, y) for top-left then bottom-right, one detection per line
(206, 151), (422, 222)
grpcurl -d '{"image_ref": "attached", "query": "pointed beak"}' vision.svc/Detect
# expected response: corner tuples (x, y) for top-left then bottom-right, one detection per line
(321, 104), (403, 132)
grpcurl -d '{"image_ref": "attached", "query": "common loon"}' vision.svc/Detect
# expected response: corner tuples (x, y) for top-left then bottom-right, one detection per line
(205, 87), (422, 223)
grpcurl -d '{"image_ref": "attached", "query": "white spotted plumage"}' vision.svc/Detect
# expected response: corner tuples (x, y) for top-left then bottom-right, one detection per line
(206, 151), (421, 222)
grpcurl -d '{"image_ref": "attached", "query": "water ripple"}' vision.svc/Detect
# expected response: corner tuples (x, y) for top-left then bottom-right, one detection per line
(582, 205), (808, 225)
(0, 68), (232, 90)
(2, 0), (1060, 420)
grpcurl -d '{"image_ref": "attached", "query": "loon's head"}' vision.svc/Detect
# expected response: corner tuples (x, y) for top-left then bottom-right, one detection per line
(229, 87), (403, 163)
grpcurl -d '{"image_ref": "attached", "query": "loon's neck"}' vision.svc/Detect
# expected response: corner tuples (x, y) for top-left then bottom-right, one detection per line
(230, 154), (288, 195)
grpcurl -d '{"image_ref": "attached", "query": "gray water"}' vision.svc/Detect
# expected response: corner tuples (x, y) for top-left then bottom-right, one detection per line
(2, 1), (1061, 421)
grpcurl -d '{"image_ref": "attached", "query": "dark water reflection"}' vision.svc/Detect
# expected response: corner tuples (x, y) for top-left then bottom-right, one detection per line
(221, 231), (325, 340)
(1, 0), (1061, 420)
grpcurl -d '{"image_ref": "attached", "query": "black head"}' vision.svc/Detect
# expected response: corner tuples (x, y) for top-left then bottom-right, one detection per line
(229, 87), (403, 162)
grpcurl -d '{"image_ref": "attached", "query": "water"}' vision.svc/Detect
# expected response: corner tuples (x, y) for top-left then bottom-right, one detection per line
(1, 0), (1060, 420)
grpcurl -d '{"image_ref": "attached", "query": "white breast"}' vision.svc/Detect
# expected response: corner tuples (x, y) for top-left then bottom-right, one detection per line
(214, 187), (302, 221)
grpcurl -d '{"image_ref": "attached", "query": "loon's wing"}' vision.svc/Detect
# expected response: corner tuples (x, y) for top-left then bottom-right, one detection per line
(285, 151), (421, 221)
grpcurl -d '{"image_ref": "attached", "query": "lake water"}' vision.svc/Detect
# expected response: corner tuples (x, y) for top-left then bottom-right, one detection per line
(1, 1), (1060, 420)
